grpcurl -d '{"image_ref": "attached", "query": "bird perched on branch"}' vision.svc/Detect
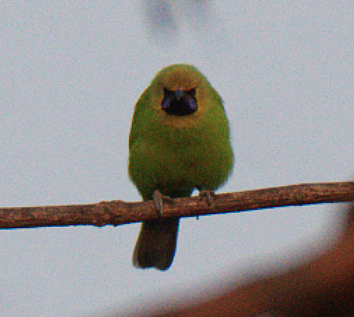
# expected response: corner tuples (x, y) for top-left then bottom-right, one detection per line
(129, 64), (233, 270)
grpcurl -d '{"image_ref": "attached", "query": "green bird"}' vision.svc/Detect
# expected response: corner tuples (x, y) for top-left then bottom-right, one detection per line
(129, 64), (233, 270)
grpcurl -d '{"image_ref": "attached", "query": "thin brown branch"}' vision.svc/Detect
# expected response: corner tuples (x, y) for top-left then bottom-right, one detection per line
(1, 181), (354, 229)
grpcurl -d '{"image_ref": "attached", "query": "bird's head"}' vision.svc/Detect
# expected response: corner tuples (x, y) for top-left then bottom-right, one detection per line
(151, 64), (211, 117)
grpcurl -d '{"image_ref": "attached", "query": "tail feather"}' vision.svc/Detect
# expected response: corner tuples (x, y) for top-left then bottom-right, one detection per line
(133, 218), (179, 270)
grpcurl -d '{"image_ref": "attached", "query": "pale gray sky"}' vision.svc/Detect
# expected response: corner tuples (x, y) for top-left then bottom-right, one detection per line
(1, 1), (353, 316)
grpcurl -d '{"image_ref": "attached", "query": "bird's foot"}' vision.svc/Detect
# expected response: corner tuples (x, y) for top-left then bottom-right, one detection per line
(153, 190), (174, 217)
(199, 189), (215, 208)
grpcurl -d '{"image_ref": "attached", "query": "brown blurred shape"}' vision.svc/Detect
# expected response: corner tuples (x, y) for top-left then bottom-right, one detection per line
(137, 204), (354, 317)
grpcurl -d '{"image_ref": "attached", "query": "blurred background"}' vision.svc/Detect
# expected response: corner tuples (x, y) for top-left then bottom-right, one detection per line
(1, 1), (353, 316)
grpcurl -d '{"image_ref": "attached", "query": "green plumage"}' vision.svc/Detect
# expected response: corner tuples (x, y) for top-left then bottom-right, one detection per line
(129, 64), (233, 270)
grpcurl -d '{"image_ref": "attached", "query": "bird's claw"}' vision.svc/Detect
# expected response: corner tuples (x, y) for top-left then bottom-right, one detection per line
(153, 190), (173, 217)
(199, 189), (215, 208)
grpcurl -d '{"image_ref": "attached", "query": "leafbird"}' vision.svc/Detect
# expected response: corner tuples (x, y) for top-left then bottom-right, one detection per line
(129, 64), (233, 270)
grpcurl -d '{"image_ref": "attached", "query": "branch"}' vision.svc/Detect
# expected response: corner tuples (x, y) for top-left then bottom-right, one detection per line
(1, 181), (354, 229)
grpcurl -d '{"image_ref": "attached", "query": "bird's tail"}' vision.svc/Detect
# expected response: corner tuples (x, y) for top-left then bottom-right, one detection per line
(132, 218), (179, 270)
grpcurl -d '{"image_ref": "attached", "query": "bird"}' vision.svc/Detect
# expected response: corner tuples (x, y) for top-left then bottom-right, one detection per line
(129, 64), (233, 270)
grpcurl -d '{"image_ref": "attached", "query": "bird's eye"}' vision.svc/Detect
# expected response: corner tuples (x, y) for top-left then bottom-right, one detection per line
(185, 88), (196, 98)
(163, 88), (174, 97)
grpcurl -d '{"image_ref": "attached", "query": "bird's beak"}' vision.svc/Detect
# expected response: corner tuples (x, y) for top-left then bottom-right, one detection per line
(174, 89), (183, 100)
